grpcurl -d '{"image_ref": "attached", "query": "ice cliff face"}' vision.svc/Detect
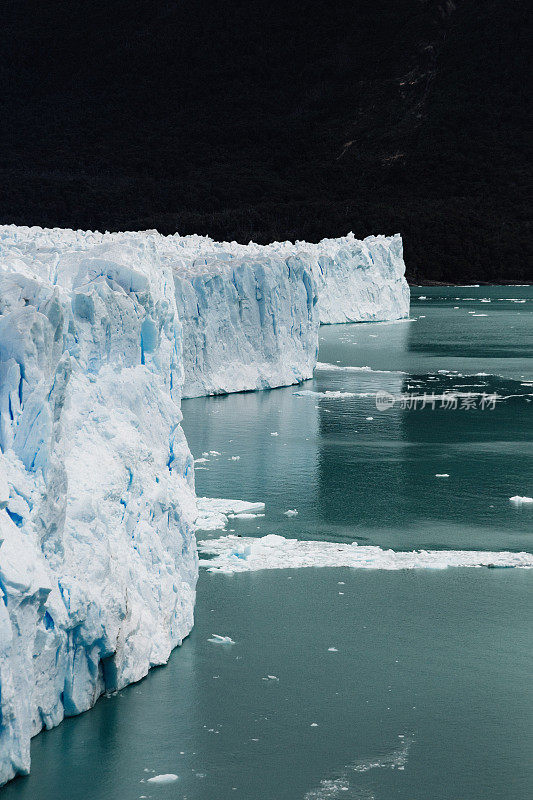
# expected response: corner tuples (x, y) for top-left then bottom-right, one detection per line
(307, 233), (410, 324)
(159, 230), (408, 394)
(171, 254), (318, 398)
(0, 228), (198, 784)
(0, 227), (409, 400)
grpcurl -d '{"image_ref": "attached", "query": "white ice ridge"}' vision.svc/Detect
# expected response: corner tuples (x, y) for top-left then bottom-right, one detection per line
(0, 230), (198, 784)
(198, 535), (533, 573)
(0, 226), (409, 398)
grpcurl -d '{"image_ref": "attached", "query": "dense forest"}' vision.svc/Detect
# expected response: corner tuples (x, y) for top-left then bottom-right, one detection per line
(1, 0), (530, 282)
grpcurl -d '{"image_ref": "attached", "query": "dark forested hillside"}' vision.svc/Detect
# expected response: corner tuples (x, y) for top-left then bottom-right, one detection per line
(0, 0), (530, 282)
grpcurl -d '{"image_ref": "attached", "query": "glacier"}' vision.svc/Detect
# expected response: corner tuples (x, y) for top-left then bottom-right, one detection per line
(0, 229), (198, 785)
(0, 223), (409, 785)
(0, 226), (409, 399)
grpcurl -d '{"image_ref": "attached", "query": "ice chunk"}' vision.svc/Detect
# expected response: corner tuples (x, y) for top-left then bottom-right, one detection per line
(208, 635), (235, 645)
(284, 509), (299, 517)
(509, 496), (533, 504)
(195, 497), (265, 531)
(146, 774), (179, 784)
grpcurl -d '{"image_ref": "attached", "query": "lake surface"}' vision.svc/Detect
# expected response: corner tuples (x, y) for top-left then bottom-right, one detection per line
(5, 286), (532, 799)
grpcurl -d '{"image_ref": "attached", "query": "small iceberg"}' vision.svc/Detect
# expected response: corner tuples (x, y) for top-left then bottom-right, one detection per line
(146, 774), (179, 784)
(509, 496), (533, 504)
(208, 634), (235, 645)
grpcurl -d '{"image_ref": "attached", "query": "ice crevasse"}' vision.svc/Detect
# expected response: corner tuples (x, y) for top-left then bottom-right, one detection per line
(0, 224), (409, 784)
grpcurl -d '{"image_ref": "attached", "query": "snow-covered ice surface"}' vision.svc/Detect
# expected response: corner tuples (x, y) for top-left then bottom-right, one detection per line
(198, 534), (533, 573)
(169, 230), (409, 392)
(170, 244), (319, 398)
(0, 226), (198, 784)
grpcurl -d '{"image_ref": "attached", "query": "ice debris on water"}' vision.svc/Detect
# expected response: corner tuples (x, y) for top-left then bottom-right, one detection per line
(195, 497), (265, 531)
(509, 496), (533, 504)
(284, 509), (299, 517)
(198, 535), (533, 573)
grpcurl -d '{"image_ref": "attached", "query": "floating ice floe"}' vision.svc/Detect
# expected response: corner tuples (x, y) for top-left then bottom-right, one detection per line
(435, 474), (450, 478)
(284, 509), (299, 517)
(509, 496), (533, 504)
(198, 535), (533, 573)
(294, 389), (362, 399)
(195, 497), (265, 530)
(315, 362), (407, 375)
(304, 738), (412, 798)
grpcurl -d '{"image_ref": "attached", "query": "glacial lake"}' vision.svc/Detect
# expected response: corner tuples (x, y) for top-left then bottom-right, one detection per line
(5, 286), (532, 800)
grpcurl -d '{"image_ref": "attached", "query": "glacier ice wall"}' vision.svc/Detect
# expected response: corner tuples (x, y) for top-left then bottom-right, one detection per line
(158, 230), (409, 393)
(165, 231), (409, 328)
(0, 226), (409, 400)
(0, 228), (198, 784)
(309, 233), (410, 324)
(171, 254), (318, 397)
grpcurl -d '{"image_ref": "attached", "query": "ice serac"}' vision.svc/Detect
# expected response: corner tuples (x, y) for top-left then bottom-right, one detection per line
(0, 227), (198, 785)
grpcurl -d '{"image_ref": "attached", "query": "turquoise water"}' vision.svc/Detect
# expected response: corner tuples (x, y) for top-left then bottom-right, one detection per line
(4, 286), (532, 799)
